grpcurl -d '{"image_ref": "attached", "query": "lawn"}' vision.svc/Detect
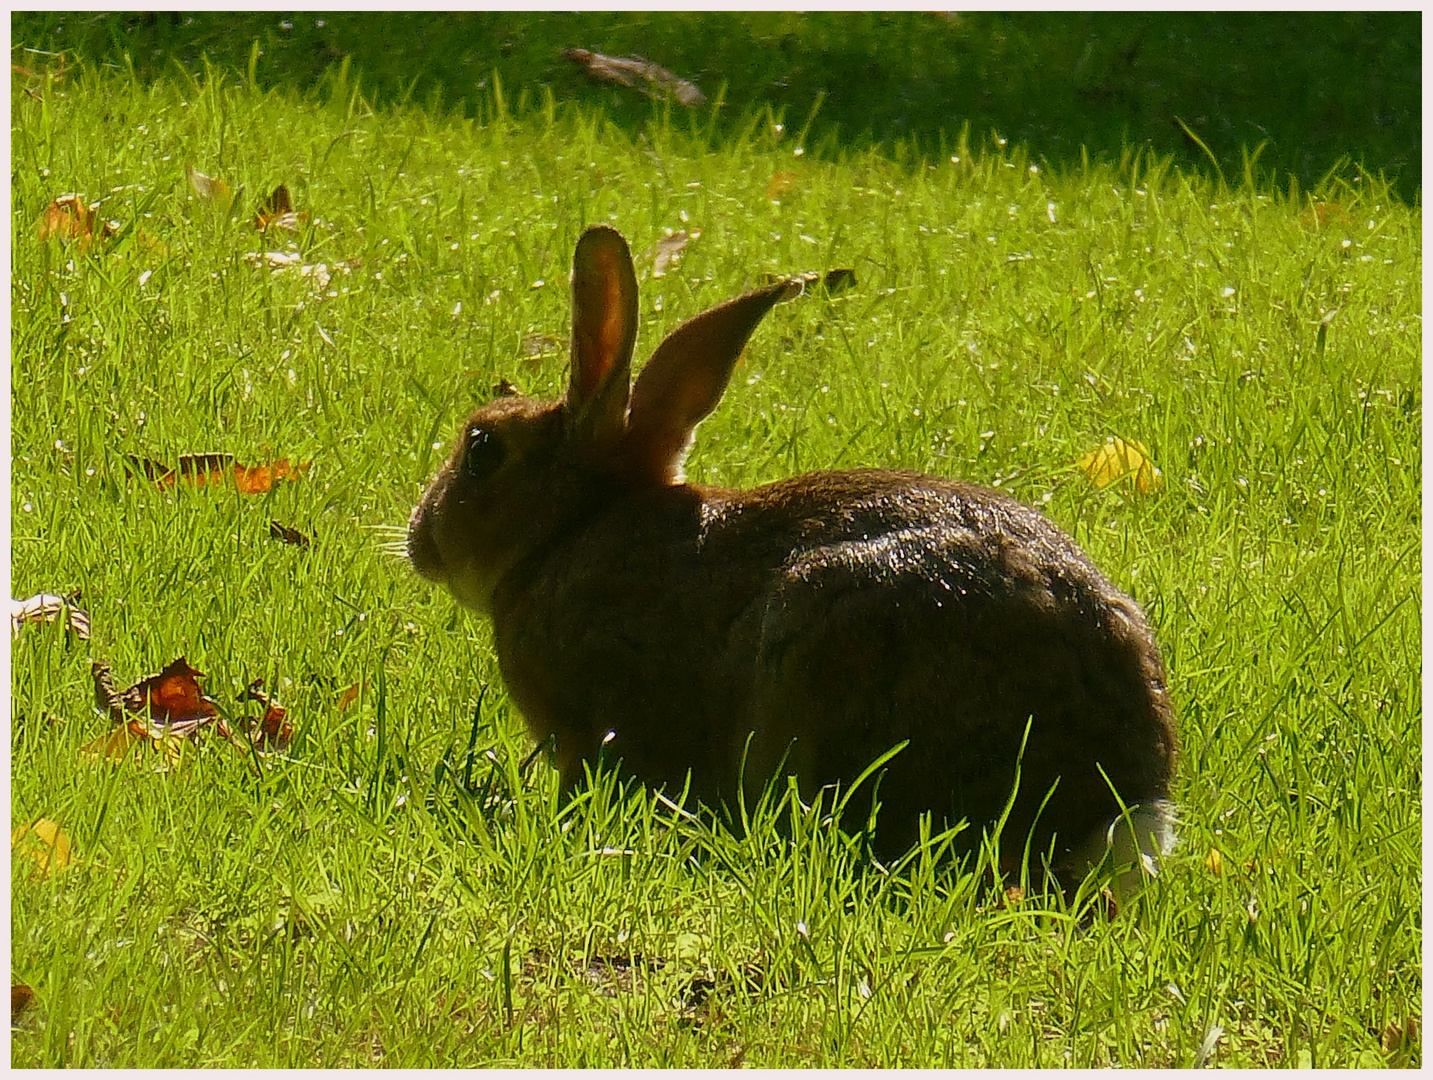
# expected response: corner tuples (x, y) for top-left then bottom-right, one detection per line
(9, 40), (1421, 1068)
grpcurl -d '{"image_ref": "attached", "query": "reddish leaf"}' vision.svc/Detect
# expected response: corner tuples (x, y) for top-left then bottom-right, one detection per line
(12, 984), (35, 1025)
(122, 453), (311, 494)
(237, 679), (293, 753)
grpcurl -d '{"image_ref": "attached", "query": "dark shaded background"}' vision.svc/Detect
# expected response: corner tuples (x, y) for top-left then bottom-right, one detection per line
(12, 11), (1422, 201)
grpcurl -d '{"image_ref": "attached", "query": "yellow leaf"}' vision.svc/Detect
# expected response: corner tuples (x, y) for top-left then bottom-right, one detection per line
(1204, 847), (1223, 876)
(185, 163), (231, 202)
(80, 724), (143, 762)
(1076, 437), (1162, 493)
(11, 818), (73, 876)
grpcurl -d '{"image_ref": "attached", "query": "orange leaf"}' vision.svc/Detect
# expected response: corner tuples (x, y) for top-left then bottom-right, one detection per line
(1076, 437), (1162, 493)
(235, 458), (311, 494)
(337, 683), (362, 711)
(11, 818), (73, 876)
(236, 678), (293, 754)
(37, 194), (117, 249)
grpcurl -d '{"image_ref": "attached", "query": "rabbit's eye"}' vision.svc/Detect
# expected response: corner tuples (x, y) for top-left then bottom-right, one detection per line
(463, 428), (505, 479)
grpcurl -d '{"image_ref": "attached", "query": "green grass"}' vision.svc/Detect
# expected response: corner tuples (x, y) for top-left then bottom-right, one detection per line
(10, 60), (1421, 1068)
(13, 11), (1422, 202)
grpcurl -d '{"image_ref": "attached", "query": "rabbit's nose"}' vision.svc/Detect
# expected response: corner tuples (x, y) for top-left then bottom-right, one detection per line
(406, 504), (446, 582)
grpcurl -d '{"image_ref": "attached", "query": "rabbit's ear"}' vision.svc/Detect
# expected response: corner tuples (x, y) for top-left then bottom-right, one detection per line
(567, 225), (639, 453)
(625, 278), (799, 482)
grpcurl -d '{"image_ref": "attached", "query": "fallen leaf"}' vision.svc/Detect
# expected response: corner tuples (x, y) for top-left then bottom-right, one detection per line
(1299, 202), (1349, 229)
(766, 171), (800, 200)
(11, 819), (72, 877)
(269, 520), (310, 548)
(79, 723), (145, 763)
(818, 267), (857, 294)
(337, 683), (362, 711)
(122, 453), (311, 494)
(178, 453), (234, 488)
(243, 250), (354, 291)
(237, 679), (293, 753)
(37, 194), (118, 249)
(1204, 848), (1223, 876)
(185, 163), (232, 202)
(254, 183), (308, 232)
(123, 453), (177, 488)
(1382, 1015), (1420, 1060)
(1076, 437), (1162, 493)
(12, 984), (35, 1025)
(10, 593), (90, 640)
(92, 657), (220, 733)
(651, 230), (693, 277)
(234, 458), (312, 494)
(776, 268), (858, 296)
(519, 332), (563, 360)
(562, 47), (705, 107)
(85, 658), (231, 767)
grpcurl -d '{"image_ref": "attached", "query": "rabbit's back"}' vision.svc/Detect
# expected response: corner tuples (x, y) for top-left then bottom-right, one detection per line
(492, 468), (1176, 864)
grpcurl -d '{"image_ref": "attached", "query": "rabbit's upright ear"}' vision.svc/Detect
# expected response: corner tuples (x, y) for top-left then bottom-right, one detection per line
(567, 225), (640, 454)
(625, 279), (799, 483)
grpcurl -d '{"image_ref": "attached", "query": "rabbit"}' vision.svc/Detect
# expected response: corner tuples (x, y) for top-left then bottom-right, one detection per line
(408, 224), (1178, 893)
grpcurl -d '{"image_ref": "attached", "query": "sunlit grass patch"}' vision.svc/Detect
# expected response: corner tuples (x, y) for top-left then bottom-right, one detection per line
(10, 64), (1420, 1067)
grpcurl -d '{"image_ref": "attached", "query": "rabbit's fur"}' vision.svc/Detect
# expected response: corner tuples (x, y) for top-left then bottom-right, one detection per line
(410, 225), (1178, 889)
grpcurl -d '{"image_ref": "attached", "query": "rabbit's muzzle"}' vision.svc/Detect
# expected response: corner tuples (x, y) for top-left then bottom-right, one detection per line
(406, 501), (446, 585)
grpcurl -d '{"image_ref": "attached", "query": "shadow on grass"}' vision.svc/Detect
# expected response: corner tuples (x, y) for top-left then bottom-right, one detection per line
(13, 12), (1420, 201)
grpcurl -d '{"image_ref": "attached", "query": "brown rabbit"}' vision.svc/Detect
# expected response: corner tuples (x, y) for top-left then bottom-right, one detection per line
(409, 225), (1178, 892)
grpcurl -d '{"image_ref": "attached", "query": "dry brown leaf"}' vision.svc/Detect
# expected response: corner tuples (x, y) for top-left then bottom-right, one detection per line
(337, 683), (363, 711)
(10, 593), (90, 640)
(269, 520), (311, 548)
(562, 47), (705, 107)
(11, 819), (73, 877)
(12, 984), (36, 1025)
(651, 230), (695, 277)
(1076, 437), (1162, 493)
(254, 183), (309, 232)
